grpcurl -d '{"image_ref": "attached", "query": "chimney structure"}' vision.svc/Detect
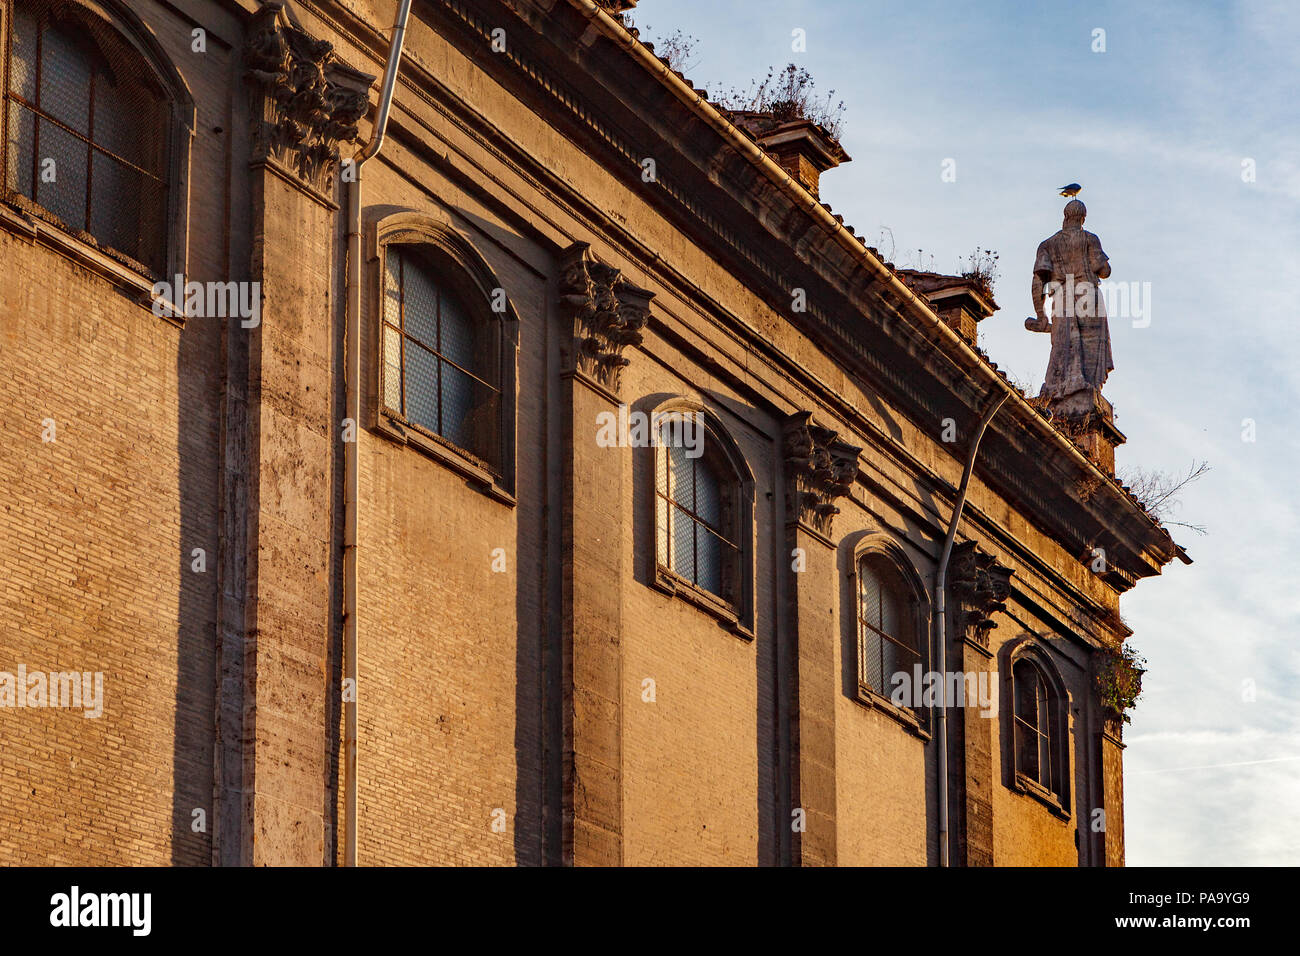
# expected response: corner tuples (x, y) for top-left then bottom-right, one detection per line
(726, 111), (850, 198)
(895, 270), (997, 348)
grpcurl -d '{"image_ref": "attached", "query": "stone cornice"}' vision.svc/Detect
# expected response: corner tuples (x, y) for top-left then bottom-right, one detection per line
(539, 2), (1181, 584)
(312, 0), (1180, 588)
(244, 2), (373, 197)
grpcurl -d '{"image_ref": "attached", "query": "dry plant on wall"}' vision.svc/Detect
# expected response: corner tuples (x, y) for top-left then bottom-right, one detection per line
(712, 64), (847, 140)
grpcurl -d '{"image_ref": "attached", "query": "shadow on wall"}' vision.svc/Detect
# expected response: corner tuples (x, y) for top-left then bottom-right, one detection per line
(171, 280), (221, 865)
(170, 14), (244, 863)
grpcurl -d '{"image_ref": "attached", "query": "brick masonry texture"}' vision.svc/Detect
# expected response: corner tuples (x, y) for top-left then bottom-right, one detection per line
(0, 0), (1176, 865)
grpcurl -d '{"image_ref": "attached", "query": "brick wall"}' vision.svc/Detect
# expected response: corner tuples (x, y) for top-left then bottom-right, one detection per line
(617, 359), (777, 865)
(346, 160), (550, 865)
(0, 0), (235, 864)
(0, 228), (219, 866)
(0, 0), (1151, 867)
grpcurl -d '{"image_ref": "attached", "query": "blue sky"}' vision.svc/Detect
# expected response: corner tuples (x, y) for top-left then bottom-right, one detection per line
(636, 0), (1300, 865)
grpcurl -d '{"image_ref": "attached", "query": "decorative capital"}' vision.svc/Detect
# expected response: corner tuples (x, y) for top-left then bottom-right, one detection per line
(783, 411), (861, 538)
(950, 540), (1014, 647)
(244, 3), (373, 197)
(558, 242), (653, 393)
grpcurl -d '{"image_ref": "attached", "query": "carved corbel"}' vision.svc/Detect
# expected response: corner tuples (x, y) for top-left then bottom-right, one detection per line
(558, 242), (653, 394)
(245, 3), (374, 197)
(950, 540), (1014, 647)
(783, 411), (861, 539)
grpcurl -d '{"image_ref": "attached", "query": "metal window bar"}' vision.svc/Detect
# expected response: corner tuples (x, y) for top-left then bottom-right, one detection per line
(1013, 668), (1053, 790)
(1013, 713), (1040, 782)
(858, 616), (922, 701)
(1037, 679), (1053, 790)
(3, 2), (169, 274)
(658, 503), (739, 595)
(385, 248), (502, 472)
(656, 448), (738, 598)
(692, 512), (737, 594)
(858, 561), (921, 705)
(9, 94), (165, 185)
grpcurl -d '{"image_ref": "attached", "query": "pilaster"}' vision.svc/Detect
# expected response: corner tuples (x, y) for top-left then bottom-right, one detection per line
(783, 411), (859, 866)
(223, 2), (372, 866)
(947, 540), (1013, 867)
(558, 241), (651, 865)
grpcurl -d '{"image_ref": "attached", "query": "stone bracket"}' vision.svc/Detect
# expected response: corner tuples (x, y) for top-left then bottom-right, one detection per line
(558, 242), (653, 394)
(244, 2), (374, 198)
(949, 540), (1013, 649)
(783, 411), (861, 540)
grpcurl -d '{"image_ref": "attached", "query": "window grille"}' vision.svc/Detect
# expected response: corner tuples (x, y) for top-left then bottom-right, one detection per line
(655, 428), (737, 600)
(858, 557), (922, 705)
(1013, 658), (1057, 793)
(381, 246), (502, 472)
(3, 0), (171, 274)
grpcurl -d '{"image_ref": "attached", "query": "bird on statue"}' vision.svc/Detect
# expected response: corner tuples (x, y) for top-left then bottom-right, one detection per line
(1058, 183), (1083, 197)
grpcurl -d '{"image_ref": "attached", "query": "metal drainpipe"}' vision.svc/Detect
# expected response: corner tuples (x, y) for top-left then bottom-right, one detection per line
(935, 392), (1007, 867)
(344, 0), (412, 868)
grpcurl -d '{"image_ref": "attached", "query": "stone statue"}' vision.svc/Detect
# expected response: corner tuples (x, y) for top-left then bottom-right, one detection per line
(1025, 200), (1113, 403)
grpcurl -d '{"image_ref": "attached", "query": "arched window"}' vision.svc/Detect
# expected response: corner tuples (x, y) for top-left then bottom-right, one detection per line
(857, 553), (924, 707)
(658, 436), (733, 598)
(3, 0), (187, 276)
(382, 246), (502, 468)
(1010, 652), (1067, 805)
(375, 214), (517, 487)
(651, 402), (753, 633)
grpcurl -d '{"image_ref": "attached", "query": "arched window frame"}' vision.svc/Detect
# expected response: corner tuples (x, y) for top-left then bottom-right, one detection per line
(851, 533), (932, 734)
(1003, 640), (1071, 817)
(370, 211), (519, 501)
(647, 396), (754, 638)
(0, 0), (195, 292)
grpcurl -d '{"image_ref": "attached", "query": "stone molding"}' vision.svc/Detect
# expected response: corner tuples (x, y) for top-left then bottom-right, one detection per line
(558, 242), (653, 394)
